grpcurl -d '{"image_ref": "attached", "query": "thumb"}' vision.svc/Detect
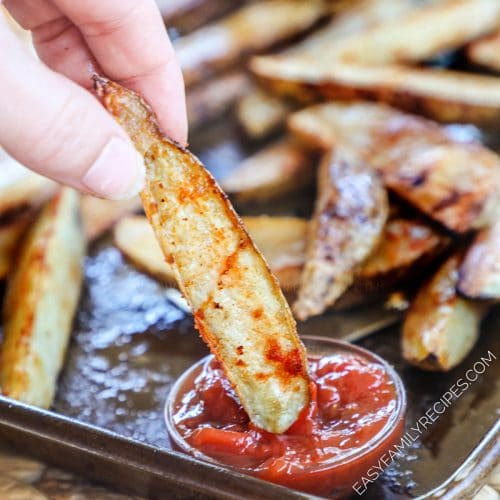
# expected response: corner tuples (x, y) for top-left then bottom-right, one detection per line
(0, 16), (144, 200)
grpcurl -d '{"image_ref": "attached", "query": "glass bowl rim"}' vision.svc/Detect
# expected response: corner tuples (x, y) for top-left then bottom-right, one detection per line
(165, 335), (407, 473)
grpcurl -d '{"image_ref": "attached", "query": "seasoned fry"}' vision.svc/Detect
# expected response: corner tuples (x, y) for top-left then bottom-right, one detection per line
(187, 71), (250, 130)
(251, 58), (500, 126)
(467, 31), (500, 73)
(236, 87), (293, 140)
(333, 0), (500, 65)
(114, 215), (307, 292)
(80, 195), (142, 242)
(0, 150), (57, 216)
(221, 138), (315, 203)
(288, 102), (500, 233)
(0, 213), (33, 280)
(1, 189), (85, 408)
(402, 253), (487, 372)
(293, 148), (388, 321)
(175, 0), (328, 87)
(95, 77), (309, 434)
(458, 221), (500, 300)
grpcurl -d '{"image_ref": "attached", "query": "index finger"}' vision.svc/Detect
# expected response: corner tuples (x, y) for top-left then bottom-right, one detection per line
(53, 0), (187, 144)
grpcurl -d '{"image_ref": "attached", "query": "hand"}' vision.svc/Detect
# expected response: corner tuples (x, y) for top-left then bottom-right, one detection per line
(0, 1), (187, 199)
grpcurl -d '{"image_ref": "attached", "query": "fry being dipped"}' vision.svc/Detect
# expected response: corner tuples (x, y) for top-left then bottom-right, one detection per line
(94, 76), (309, 434)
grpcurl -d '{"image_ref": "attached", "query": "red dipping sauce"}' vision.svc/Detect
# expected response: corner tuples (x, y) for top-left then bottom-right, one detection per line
(166, 337), (406, 497)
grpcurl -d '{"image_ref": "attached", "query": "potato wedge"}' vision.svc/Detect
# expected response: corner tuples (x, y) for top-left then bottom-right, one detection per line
(293, 148), (388, 320)
(80, 195), (142, 242)
(402, 253), (487, 371)
(458, 220), (500, 300)
(251, 56), (500, 126)
(175, 0), (328, 87)
(221, 138), (315, 203)
(236, 87), (293, 140)
(95, 77), (309, 434)
(187, 71), (250, 130)
(114, 215), (308, 292)
(332, 0), (500, 65)
(0, 213), (34, 280)
(288, 102), (500, 233)
(0, 150), (57, 217)
(1, 189), (85, 408)
(468, 31), (500, 73)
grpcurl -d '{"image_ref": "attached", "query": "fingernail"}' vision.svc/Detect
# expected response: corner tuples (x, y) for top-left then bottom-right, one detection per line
(82, 137), (145, 200)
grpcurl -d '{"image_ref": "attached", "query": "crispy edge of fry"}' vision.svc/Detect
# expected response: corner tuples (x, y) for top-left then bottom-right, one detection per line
(114, 215), (308, 292)
(0, 189), (85, 407)
(95, 76), (310, 433)
(293, 148), (388, 320)
(80, 195), (142, 242)
(0, 212), (34, 280)
(187, 71), (251, 130)
(402, 252), (487, 372)
(251, 58), (500, 125)
(175, 0), (328, 87)
(458, 220), (500, 300)
(220, 137), (315, 203)
(467, 31), (500, 73)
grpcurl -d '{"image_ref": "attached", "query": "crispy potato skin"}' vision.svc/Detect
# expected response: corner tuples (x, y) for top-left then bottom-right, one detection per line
(293, 148), (388, 320)
(175, 0), (327, 87)
(221, 138), (315, 203)
(402, 253), (486, 371)
(1, 189), (85, 407)
(288, 102), (500, 233)
(95, 77), (309, 434)
(458, 220), (500, 300)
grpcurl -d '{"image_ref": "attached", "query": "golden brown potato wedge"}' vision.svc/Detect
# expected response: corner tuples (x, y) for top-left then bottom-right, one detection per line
(1, 189), (85, 407)
(0, 213), (34, 280)
(114, 215), (308, 292)
(221, 138), (315, 203)
(0, 150), (57, 217)
(95, 77), (309, 434)
(80, 195), (142, 242)
(251, 57), (500, 126)
(175, 0), (328, 87)
(285, 0), (417, 57)
(293, 148), (388, 320)
(332, 0), (500, 65)
(288, 102), (500, 233)
(458, 220), (500, 300)
(334, 218), (450, 309)
(236, 87), (293, 140)
(402, 253), (487, 371)
(467, 31), (500, 73)
(187, 71), (250, 130)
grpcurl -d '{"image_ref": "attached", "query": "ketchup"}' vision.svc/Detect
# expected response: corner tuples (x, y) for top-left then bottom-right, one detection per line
(170, 352), (405, 496)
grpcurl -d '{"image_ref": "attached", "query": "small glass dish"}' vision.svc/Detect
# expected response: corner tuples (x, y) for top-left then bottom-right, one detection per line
(165, 335), (407, 497)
